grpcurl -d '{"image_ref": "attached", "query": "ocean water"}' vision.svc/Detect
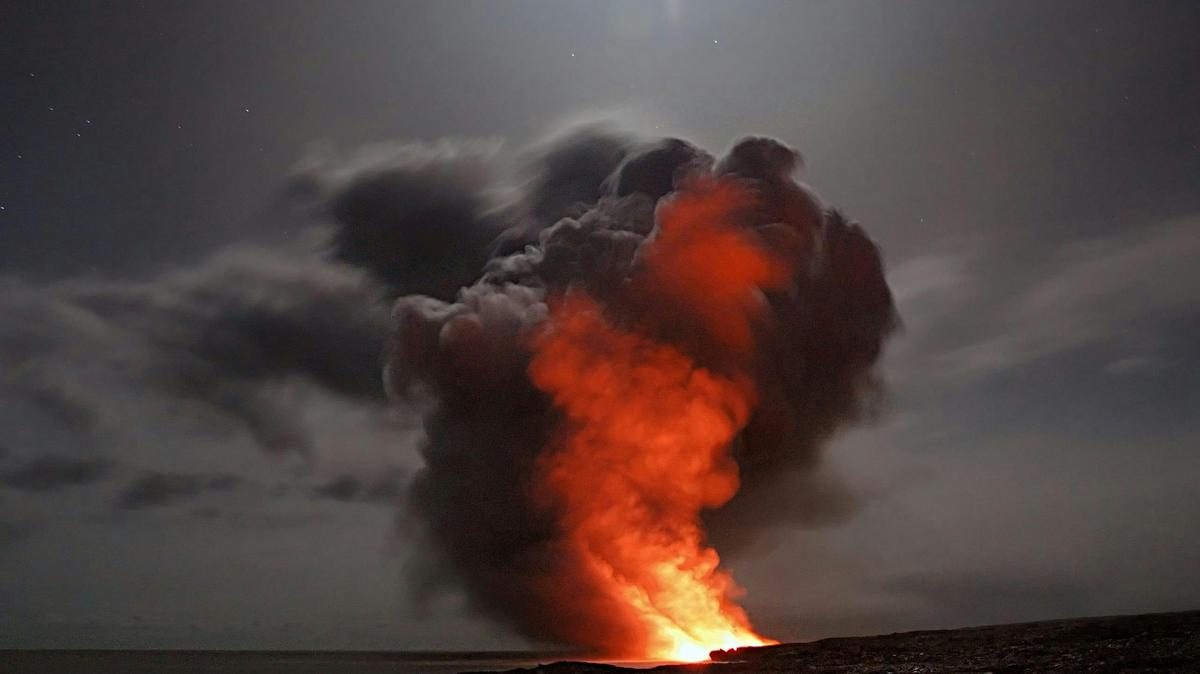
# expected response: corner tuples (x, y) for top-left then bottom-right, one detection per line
(0, 650), (670, 673)
(0, 650), (573, 673)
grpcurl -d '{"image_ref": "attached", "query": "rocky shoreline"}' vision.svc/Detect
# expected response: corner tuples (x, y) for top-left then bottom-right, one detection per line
(479, 610), (1200, 673)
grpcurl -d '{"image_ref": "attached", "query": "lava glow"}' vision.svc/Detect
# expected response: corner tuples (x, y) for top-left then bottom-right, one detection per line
(528, 180), (784, 661)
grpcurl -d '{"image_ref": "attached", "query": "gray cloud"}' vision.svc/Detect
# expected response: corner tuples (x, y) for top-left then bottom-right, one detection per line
(937, 216), (1200, 378)
(0, 248), (391, 463)
(0, 243), (420, 573)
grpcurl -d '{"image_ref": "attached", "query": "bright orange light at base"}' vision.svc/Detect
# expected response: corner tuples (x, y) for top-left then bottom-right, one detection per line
(651, 621), (777, 663)
(527, 179), (786, 661)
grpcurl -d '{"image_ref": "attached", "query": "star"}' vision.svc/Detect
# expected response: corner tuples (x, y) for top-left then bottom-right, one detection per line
(713, 39), (719, 44)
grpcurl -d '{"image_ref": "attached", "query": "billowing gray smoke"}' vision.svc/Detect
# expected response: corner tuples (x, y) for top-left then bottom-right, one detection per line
(369, 126), (897, 652)
(0, 123), (894, 652)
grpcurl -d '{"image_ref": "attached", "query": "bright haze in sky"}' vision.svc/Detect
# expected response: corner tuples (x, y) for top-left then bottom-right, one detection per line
(2, 0), (1198, 651)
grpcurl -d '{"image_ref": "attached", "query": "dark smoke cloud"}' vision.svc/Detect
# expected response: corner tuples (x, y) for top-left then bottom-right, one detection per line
(0, 122), (894, 651)
(519, 124), (633, 228)
(610, 136), (712, 201)
(384, 127), (897, 649)
(709, 207), (897, 550)
(0, 455), (113, 492)
(116, 471), (241, 510)
(291, 141), (505, 300)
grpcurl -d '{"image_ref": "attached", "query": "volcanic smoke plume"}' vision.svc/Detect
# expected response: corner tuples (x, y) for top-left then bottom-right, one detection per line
(383, 128), (896, 659)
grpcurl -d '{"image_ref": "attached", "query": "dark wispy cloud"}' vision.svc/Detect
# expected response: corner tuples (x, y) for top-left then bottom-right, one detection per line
(310, 469), (407, 504)
(0, 455), (113, 492)
(115, 471), (241, 511)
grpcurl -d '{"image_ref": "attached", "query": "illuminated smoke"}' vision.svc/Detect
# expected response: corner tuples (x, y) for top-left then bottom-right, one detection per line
(384, 128), (897, 657)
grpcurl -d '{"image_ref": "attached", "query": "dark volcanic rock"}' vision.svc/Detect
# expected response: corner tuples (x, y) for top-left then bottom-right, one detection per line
(480, 610), (1200, 673)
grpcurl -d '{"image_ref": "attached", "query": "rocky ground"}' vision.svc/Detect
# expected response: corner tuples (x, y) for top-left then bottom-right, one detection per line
(483, 610), (1200, 673)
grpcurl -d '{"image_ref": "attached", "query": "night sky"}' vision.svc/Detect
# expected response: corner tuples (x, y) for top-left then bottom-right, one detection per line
(3, 0), (1199, 651)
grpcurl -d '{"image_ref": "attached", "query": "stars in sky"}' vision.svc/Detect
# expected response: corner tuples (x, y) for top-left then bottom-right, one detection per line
(20, 89), (261, 147)
(4, 81), (277, 224)
(564, 36), (720, 62)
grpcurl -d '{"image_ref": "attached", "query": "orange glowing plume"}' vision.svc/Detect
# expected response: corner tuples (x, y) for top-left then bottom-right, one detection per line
(528, 179), (786, 661)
